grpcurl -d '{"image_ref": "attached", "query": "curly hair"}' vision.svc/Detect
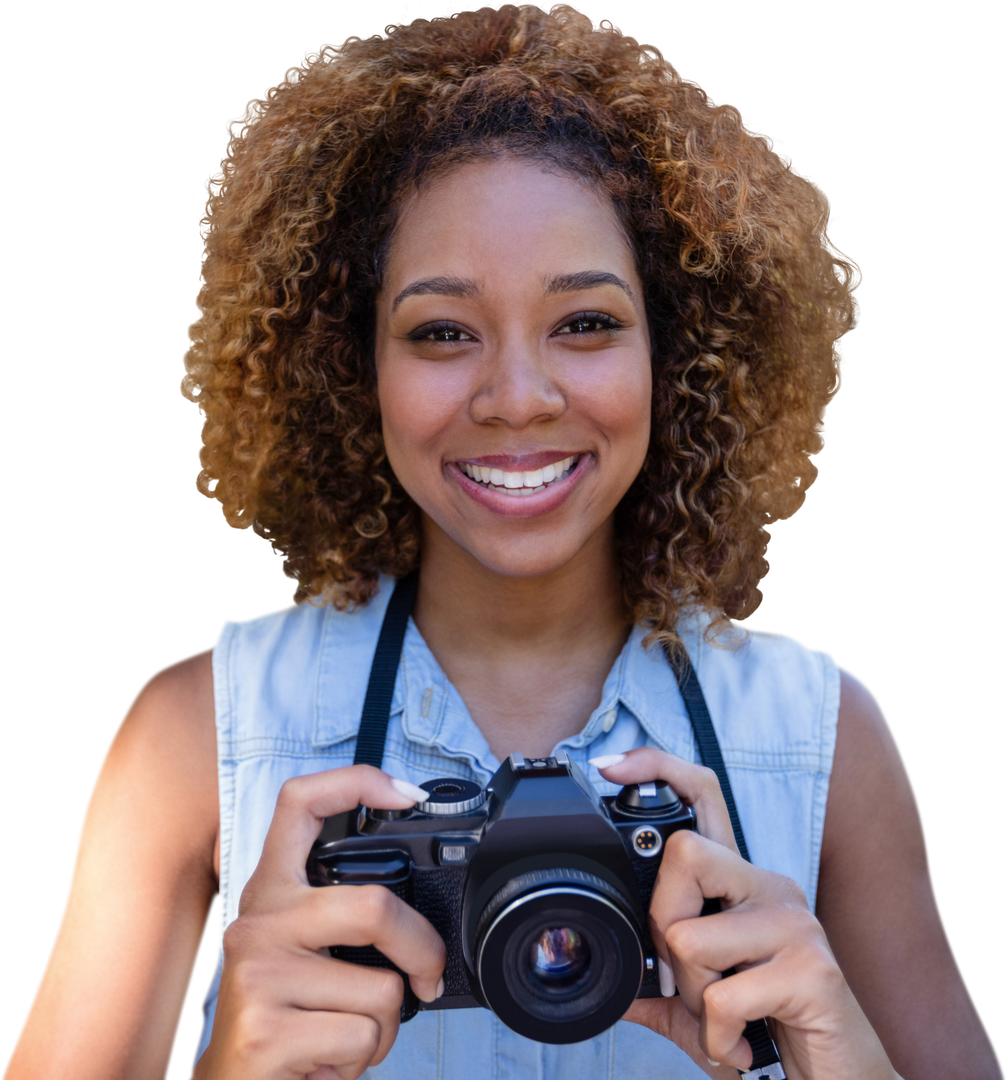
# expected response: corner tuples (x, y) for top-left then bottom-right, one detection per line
(182, 3), (856, 640)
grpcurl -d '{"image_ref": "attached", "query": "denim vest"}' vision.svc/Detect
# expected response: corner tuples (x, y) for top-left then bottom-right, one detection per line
(197, 579), (839, 1078)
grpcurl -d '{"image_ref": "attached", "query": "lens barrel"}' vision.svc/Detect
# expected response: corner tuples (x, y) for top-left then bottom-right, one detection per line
(475, 868), (643, 1044)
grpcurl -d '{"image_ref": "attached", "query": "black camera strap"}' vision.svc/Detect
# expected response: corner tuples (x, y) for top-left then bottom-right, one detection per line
(353, 573), (784, 1078)
(352, 569), (420, 767)
(663, 642), (751, 862)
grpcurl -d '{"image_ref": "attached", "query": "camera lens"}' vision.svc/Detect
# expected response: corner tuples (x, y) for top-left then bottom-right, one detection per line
(529, 927), (590, 990)
(475, 868), (643, 1044)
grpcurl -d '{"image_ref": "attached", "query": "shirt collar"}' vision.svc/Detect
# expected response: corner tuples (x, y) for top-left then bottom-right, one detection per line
(313, 573), (719, 764)
(393, 616), (711, 769)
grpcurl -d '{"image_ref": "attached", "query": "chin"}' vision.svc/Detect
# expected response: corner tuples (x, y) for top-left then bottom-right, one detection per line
(453, 533), (603, 582)
(420, 503), (617, 583)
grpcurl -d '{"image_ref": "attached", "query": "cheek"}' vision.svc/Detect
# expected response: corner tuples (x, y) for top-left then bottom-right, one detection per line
(377, 361), (469, 463)
(569, 355), (652, 461)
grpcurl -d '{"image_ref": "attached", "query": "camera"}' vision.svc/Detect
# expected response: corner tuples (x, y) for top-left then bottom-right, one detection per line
(306, 752), (699, 1044)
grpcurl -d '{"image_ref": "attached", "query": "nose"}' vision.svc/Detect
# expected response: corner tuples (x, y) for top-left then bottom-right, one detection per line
(468, 338), (566, 429)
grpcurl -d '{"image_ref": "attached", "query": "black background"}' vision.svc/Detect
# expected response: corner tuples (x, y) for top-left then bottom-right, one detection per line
(7, 4), (994, 1075)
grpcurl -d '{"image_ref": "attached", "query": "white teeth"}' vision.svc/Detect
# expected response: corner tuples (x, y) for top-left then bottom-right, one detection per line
(460, 455), (578, 496)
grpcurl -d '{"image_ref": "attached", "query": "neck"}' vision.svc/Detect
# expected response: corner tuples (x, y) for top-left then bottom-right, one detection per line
(413, 519), (629, 659)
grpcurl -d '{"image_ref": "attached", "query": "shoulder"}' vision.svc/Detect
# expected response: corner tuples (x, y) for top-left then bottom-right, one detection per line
(4, 654), (221, 1079)
(107, 650), (219, 878)
(825, 670), (916, 856)
(684, 623), (841, 760)
(216, 596), (389, 694)
(816, 665), (920, 894)
(214, 591), (395, 749)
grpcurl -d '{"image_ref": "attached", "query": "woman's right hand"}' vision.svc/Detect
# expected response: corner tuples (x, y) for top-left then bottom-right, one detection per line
(194, 766), (446, 1080)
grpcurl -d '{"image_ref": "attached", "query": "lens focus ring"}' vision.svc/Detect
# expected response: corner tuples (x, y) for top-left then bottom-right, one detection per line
(475, 867), (633, 941)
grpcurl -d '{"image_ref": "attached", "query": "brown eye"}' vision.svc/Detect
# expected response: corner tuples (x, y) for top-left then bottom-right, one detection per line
(410, 321), (475, 343)
(555, 312), (622, 335)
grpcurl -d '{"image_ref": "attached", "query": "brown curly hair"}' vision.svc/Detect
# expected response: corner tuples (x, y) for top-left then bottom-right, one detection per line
(182, 3), (856, 639)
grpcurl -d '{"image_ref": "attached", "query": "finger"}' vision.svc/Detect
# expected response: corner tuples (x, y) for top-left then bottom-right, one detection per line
(668, 902), (817, 982)
(699, 938), (851, 1070)
(299, 883), (447, 1003)
(296, 959), (406, 1067)
(623, 997), (736, 1079)
(666, 905), (818, 1021)
(276, 1009), (383, 1080)
(241, 952), (406, 1064)
(252, 766), (427, 887)
(210, 1005), (383, 1080)
(645, 830), (761, 1009)
(589, 747), (738, 851)
(699, 965), (788, 1070)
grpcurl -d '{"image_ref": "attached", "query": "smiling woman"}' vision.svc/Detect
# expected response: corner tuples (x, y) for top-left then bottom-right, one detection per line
(5, 6), (1000, 1080)
(376, 159), (651, 586)
(182, 5), (848, 643)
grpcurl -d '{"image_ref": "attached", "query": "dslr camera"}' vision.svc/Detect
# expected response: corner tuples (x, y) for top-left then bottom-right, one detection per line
(306, 752), (698, 1044)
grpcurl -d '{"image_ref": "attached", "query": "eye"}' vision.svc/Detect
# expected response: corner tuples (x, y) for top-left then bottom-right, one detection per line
(406, 317), (473, 343)
(551, 313), (622, 336)
(406, 313), (622, 345)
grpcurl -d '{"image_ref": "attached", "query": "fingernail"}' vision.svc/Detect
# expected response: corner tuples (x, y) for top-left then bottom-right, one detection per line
(419, 980), (447, 1002)
(588, 753), (626, 769)
(391, 778), (428, 802)
(658, 957), (675, 997)
(707, 1060), (720, 1068)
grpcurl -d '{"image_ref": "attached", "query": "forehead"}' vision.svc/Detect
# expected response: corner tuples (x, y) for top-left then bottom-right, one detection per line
(381, 156), (637, 289)
(400, 154), (616, 220)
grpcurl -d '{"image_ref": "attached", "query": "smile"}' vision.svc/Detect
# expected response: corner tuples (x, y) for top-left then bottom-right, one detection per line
(457, 455), (579, 497)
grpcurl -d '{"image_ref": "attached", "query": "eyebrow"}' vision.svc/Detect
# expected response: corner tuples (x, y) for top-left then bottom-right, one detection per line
(390, 269), (634, 312)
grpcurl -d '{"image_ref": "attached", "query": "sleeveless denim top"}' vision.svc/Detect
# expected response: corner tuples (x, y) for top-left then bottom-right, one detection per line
(197, 578), (839, 1078)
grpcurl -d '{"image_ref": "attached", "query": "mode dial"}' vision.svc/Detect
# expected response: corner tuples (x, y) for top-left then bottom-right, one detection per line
(416, 777), (486, 816)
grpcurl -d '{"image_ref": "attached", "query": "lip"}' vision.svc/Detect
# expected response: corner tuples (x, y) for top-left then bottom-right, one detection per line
(447, 453), (592, 518)
(456, 450), (582, 471)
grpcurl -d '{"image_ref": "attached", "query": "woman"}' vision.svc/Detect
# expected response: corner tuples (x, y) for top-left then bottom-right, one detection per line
(6, 6), (1000, 1080)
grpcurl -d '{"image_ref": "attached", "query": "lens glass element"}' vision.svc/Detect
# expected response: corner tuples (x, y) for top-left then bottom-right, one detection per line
(529, 928), (591, 990)
(476, 873), (644, 1043)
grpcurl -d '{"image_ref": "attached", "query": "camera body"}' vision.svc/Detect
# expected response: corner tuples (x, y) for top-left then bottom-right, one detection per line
(306, 752), (698, 1044)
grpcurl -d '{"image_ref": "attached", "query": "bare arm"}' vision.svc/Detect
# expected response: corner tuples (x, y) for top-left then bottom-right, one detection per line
(5, 653), (219, 1080)
(816, 671), (1000, 1080)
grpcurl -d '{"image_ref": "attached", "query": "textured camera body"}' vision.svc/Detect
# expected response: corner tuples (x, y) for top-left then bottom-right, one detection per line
(306, 753), (697, 1043)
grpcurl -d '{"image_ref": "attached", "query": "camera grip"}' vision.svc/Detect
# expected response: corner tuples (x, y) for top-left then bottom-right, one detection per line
(329, 876), (420, 1023)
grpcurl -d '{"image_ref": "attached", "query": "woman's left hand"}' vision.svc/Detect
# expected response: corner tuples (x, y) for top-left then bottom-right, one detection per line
(592, 748), (898, 1080)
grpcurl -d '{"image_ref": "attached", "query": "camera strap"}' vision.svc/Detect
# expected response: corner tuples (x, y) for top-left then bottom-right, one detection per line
(352, 569), (420, 768)
(663, 642), (751, 862)
(353, 573), (784, 1078)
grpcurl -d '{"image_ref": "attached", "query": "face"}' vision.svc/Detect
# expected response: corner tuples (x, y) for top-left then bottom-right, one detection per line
(374, 156), (652, 580)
